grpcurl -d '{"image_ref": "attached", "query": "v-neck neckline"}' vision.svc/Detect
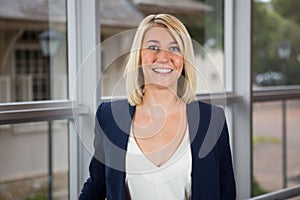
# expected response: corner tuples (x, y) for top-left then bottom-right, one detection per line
(129, 125), (190, 169)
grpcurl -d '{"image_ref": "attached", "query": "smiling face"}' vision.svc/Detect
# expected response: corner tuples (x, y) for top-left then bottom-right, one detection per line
(140, 26), (184, 92)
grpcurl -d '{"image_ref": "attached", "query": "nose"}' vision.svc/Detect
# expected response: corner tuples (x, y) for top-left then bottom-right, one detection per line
(157, 49), (170, 63)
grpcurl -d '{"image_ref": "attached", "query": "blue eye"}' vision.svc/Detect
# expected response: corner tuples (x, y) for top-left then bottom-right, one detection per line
(147, 45), (159, 51)
(169, 46), (180, 52)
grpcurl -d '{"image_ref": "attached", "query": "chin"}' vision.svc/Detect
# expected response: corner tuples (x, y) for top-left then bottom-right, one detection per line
(145, 82), (178, 92)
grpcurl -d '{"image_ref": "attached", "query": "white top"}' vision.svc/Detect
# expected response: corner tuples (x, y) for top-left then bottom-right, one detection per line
(125, 126), (192, 200)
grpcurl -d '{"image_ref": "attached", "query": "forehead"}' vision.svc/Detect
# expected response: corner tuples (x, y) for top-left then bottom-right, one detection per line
(142, 26), (177, 43)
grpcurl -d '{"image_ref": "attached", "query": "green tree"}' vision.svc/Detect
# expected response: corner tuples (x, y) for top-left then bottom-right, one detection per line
(253, 1), (300, 85)
(187, 0), (224, 49)
(272, 0), (300, 25)
(252, 2), (282, 75)
(202, 0), (224, 49)
(271, 0), (300, 85)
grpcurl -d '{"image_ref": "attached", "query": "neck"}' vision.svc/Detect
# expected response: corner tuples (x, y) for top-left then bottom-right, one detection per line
(141, 86), (182, 114)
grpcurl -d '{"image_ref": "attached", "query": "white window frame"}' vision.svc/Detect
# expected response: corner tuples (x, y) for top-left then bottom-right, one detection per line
(67, 0), (100, 198)
(226, 0), (252, 199)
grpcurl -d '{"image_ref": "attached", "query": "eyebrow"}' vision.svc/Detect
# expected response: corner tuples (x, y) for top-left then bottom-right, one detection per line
(146, 39), (159, 44)
(146, 40), (178, 45)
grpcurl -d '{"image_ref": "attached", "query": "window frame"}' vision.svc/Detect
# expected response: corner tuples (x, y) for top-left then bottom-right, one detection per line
(6, 0), (300, 199)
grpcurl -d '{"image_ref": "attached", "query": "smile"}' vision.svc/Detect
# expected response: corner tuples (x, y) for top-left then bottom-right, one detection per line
(152, 68), (173, 74)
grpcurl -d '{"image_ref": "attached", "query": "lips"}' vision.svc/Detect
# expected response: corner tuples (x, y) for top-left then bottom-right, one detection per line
(152, 68), (173, 74)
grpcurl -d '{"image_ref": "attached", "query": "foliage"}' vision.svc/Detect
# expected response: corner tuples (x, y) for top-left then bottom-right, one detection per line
(187, 0), (300, 85)
(252, 1), (300, 85)
(253, 135), (280, 145)
(271, 0), (300, 85)
(180, 13), (205, 45)
(272, 0), (300, 25)
(252, 2), (279, 74)
(187, 0), (224, 49)
(253, 178), (269, 196)
(202, 0), (224, 49)
(24, 192), (47, 200)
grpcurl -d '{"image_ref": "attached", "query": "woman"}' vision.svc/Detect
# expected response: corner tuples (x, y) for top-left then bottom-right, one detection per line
(79, 14), (236, 200)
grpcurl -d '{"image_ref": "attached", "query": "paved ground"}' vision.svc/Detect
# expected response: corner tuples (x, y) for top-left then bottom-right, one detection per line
(0, 172), (68, 200)
(253, 100), (300, 199)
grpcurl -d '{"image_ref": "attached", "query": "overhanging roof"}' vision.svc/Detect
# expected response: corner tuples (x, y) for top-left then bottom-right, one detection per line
(132, 0), (213, 14)
(0, 0), (66, 22)
(0, 0), (144, 31)
(0, 0), (211, 32)
(100, 0), (144, 29)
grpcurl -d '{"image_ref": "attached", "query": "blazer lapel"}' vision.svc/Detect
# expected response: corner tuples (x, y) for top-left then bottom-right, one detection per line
(105, 100), (135, 200)
(187, 101), (200, 144)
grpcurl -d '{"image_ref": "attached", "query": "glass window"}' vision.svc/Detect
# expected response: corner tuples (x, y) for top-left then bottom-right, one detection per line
(252, 100), (300, 196)
(252, 0), (300, 197)
(0, 1), (68, 102)
(0, 120), (69, 200)
(252, 0), (300, 88)
(99, 0), (227, 98)
(253, 101), (283, 194)
(0, 0), (69, 199)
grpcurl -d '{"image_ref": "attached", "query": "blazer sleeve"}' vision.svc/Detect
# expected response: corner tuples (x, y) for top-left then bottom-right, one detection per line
(79, 103), (107, 200)
(218, 109), (236, 200)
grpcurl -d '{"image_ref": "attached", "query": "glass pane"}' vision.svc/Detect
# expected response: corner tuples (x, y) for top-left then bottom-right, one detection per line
(0, 120), (69, 200)
(253, 101), (282, 195)
(99, 0), (226, 98)
(286, 100), (300, 189)
(252, 100), (300, 197)
(253, 0), (300, 88)
(0, 0), (68, 102)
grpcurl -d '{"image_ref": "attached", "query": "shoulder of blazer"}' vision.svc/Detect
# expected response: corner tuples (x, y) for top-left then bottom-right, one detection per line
(188, 100), (226, 158)
(187, 100), (225, 130)
(96, 99), (135, 127)
(196, 100), (224, 114)
(95, 99), (134, 151)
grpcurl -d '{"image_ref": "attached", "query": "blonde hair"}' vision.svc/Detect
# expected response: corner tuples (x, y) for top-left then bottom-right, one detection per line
(124, 14), (197, 106)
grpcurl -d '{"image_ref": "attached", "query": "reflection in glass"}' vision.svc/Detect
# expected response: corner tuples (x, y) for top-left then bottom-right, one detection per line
(0, 0), (68, 102)
(252, 100), (300, 196)
(252, 1), (300, 87)
(253, 101), (282, 195)
(99, 0), (225, 97)
(252, 1), (300, 196)
(0, 120), (69, 200)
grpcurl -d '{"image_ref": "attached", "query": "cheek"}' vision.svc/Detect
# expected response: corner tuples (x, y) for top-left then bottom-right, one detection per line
(173, 55), (184, 71)
(140, 51), (154, 65)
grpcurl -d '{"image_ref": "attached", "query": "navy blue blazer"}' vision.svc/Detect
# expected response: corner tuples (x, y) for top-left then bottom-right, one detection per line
(79, 100), (236, 200)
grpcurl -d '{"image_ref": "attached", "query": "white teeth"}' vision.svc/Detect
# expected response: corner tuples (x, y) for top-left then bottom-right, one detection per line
(153, 68), (173, 73)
